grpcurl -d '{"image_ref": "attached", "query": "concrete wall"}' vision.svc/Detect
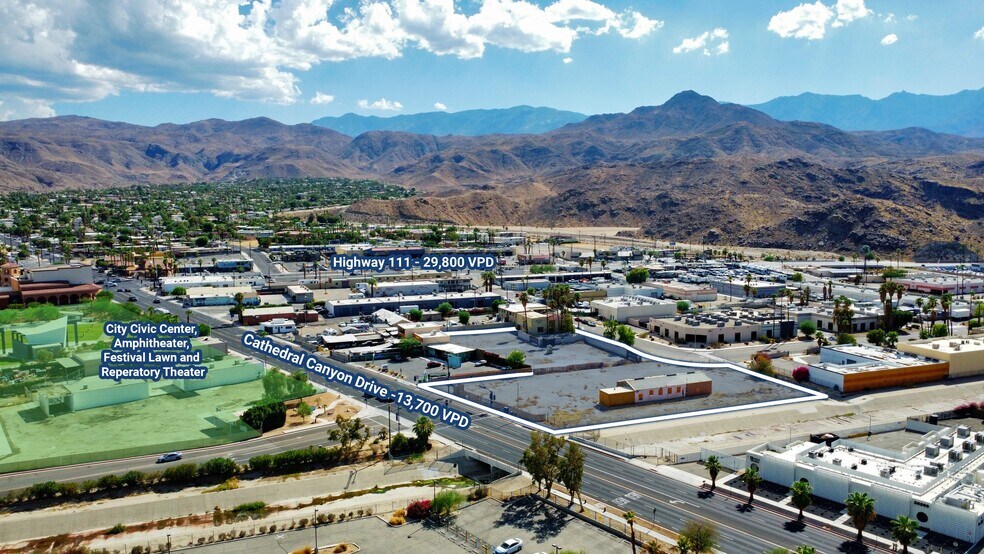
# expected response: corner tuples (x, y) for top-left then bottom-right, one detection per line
(175, 360), (263, 392)
(68, 380), (149, 411)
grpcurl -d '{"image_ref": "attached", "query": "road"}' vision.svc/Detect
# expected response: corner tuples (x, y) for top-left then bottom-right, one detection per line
(0, 284), (894, 553)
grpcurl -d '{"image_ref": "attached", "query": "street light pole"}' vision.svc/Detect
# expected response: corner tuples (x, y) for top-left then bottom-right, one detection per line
(314, 508), (319, 552)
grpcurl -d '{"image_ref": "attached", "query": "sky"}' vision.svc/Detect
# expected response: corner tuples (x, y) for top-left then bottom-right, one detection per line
(0, 0), (982, 125)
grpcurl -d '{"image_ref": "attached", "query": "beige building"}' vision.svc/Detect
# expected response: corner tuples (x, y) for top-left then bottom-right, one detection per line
(898, 338), (984, 379)
(590, 295), (677, 322)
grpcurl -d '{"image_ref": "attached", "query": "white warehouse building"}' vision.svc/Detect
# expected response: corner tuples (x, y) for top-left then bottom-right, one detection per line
(747, 420), (984, 543)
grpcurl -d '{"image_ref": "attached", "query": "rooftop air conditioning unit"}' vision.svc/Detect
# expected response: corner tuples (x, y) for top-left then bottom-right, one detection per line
(958, 425), (971, 438)
(832, 458), (842, 466)
(924, 465), (940, 476)
(949, 450), (963, 462)
(941, 436), (954, 448)
(975, 432), (984, 444)
(926, 445), (940, 457)
(964, 441), (976, 453)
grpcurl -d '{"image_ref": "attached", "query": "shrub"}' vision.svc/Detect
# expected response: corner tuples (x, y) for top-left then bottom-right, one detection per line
(406, 499), (431, 520)
(798, 321), (816, 338)
(162, 463), (198, 485)
(325, 513), (336, 523)
(231, 501), (266, 516)
(240, 401), (287, 432)
(334, 545), (349, 553)
(389, 515), (405, 525)
(749, 353), (775, 376)
(390, 432), (412, 455)
(106, 523), (127, 535)
(432, 490), (464, 517)
(468, 486), (489, 501)
(97, 474), (124, 490)
(298, 518), (309, 528)
(121, 471), (145, 487)
(198, 457), (239, 481)
(792, 366), (810, 383)
(836, 332), (858, 345)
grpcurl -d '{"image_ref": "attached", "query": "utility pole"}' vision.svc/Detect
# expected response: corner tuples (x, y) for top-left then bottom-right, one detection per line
(314, 508), (319, 551)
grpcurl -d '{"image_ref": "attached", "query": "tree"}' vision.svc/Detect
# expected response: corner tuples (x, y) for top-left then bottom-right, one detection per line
(676, 536), (692, 554)
(407, 308), (423, 322)
(790, 272), (803, 282)
(743, 466), (763, 505)
(866, 328), (886, 346)
(975, 301), (984, 326)
(185, 309), (192, 323)
(678, 520), (717, 553)
(790, 481), (812, 519)
(676, 300), (691, 313)
(931, 322), (948, 338)
(885, 331), (899, 348)
(412, 416), (435, 446)
(941, 292), (954, 335)
(519, 431), (567, 495)
(559, 442), (585, 511)
(794, 547), (815, 554)
(518, 292), (530, 332)
(616, 324), (636, 346)
(233, 292), (245, 323)
(171, 286), (187, 296)
(436, 301), (454, 324)
(295, 401), (313, 418)
(506, 350), (526, 368)
(327, 416), (371, 461)
(397, 337), (421, 357)
(365, 277), (377, 297)
(704, 456), (721, 491)
(891, 515), (919, 553)
(457, 310), (470, 325)
(603, 318), (620, 339)
(481, 271), (496, 292)
(846, 491), (876, 543)
(626, 267), (649, 284)
(624, 511), (637, 554)
(432, 490), (463, 518)
(642, 540), (664, 554)
(798, 321), (816, 338)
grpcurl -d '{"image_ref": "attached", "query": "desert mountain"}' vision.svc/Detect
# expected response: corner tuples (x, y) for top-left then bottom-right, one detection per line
(749, 88), (984, 138)
(1, 91), (982, 253)
(313, 106), (587, 136)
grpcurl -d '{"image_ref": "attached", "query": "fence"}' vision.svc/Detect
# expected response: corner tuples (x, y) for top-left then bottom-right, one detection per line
(699, 447), (747, 471)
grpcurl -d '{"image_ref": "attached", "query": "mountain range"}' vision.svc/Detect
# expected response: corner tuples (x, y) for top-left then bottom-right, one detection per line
(1, 91), (982, 254)
(313, 106), (587, 137)
(748, 88), (984, 138)
(310, 88), (984, 138)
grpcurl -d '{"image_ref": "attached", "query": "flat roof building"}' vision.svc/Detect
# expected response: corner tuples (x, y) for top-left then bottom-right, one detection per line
(808, 345), (949, 393)
(648, 309), (794, 345)
(898, 338), (984, 379)
(600, 371), (712, 407)
(655, 281), (718, 302)
(324, 292), (502, 318)
(591, 295), (677, 323)
(748, 421), (984, 543)
(183, 285), (259, 307)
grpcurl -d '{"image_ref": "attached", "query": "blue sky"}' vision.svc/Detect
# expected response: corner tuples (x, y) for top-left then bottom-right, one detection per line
(1, 0), (981, 124)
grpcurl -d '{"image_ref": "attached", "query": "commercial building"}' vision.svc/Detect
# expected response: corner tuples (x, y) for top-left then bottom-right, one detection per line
(898, 338), (984, 379)
(0, 262), (101, 308)
(896, 276), (984, 295)
(362, 280), (440, 297)
(323, 292), (502, 318)
(709, 279), (787, 299)
(807, 345), (949, 393)
(599, 371), (712, 407)
(497, 301), (548, 325)
(496, 271), (612, 286)
(648, 310), (794, 345)
(747, 421), (984, 543)
(655, 281), (718, 302)
(160, 274), (265, 293)
(800, 304), (882, 334)
(591, 296), (677, 322)
(7, 316), (69, 361)
(183, 285), (259, 307)
(260, 318), (297, 334)
(285, 284), (315, 303)
(173, 357), (264, 392)
(241, 306), (320, 326)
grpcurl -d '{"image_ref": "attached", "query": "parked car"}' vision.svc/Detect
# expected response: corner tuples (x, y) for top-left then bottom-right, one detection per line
(474, 360), (487, 367)
(494, 538), (523, 554)
(128, 296), (138, 302)
(426, 361), (442, 369)
(152, 298), (162, 304)
(156, 452), (183, 463)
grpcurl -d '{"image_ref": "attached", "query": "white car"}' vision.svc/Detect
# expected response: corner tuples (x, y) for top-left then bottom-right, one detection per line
(494, 538), (523, 554)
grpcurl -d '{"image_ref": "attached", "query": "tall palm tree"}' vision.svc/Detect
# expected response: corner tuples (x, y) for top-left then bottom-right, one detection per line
(518, 292), (530, 333)
(789, 481), (812, 519)
(624, 510), (637, 554)
(743, 466), (763, 505)
(704, 456), (722, 491)
(846, 491), (876, 543)
(860, 245), (871, 285)
(915, 298), (924, 331)
(481, 271), (496, 293)
(941, 292), (954, 334)
(925, 296), (939, 329)
(676, 536), (692, 554)
(891, 515), (918, 554)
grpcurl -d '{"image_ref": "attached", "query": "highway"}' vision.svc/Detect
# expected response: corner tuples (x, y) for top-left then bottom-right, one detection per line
(0, 283), (888, 553)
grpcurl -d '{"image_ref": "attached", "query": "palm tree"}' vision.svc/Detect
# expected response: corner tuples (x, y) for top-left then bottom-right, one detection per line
(704, 456), (722, 491)
(624, 510), (637, 554)
(676, 536), (692, 554)
(518, 292), (530, 333)
(481, 271), (496, 293)
(185, 309), (192, 323)
(794, 547), (816, 554)
(789, 481), (812, 519)
(412, 416), (435, 446)
(366, 277), (378, 297)
(846, 491), (876, 543)
(925, 296), (939, 329)
(743, 466), (763, 505)
(891, 515), (918, 553)
(642, 540), (663, 554)
(941, 292), (954, 334)
(860, 245), (871, 284)
(915, 297), (924, 331)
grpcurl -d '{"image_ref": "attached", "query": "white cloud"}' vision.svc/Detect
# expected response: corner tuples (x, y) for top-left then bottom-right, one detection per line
(310, 92), (335, 105)
(976, 26), (984, 40)
(358, 98), (403, 111)
(0, 98), (56, 121)
(768, 0), (870, 39)
(0, 0), (661, 119)
(882, 13), (895, 23)
(832, 0), (871, 27)
(562, 57), (573, 63)
(433, 102), (447, 110)
(768, 2), (835, 40)
(672, 28), (729, 56)
(880, 33), (898, 45)
(905, 14), (918, 22)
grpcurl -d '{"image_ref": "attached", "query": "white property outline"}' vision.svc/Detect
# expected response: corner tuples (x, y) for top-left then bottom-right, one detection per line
(418, 328), (828, 435)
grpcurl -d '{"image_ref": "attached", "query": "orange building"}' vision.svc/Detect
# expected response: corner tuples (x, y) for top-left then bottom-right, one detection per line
(808, 345), (950, 393)
(600, 371), (712, 407)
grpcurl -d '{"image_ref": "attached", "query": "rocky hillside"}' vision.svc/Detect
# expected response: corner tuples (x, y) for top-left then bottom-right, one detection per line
(2, 92), (982, 253)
